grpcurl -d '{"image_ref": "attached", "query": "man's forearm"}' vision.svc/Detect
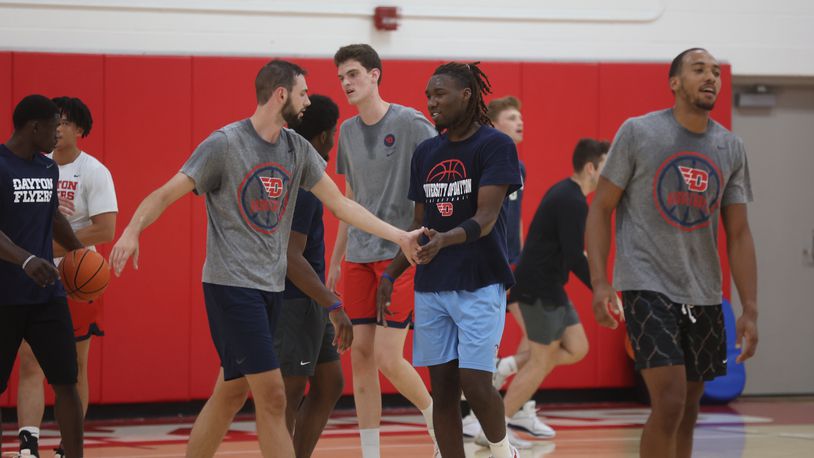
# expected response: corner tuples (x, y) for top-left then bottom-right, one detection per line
(586, 205), (613, 286)
(728, 229), (758, 316)
(330, 221), (349, 264)
(53, 211), (83, 251)
(332, 198), (402, 244)
(287, 256), (338, 307)
(0, 231), (30, 265)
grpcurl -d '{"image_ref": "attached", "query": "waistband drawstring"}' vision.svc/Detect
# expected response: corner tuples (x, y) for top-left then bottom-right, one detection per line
(681, 304), (697, 323)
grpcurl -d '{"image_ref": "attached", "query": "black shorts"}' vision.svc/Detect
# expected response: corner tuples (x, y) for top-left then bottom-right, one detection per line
(274, 297), (340, 377)
(622, 290), (727, 382)
(1, 297), (78, 393)
(203, 283), (282, 381)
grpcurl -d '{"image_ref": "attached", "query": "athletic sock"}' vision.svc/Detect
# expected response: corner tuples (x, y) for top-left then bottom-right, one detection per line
(359, 428), (380, 458)
(420, 401), (437, 443)
(19, 426), (40, 439)
(488, 434), (513, 458)
(498, 356), (518, 376)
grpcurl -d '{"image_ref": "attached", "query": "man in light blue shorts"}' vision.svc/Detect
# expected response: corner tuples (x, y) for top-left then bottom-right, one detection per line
(379, 62), (522, 458)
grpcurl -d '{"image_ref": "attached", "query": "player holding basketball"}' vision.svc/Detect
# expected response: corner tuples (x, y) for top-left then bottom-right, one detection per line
(0, 95), (85, 458)
(586, 48), (758, 458)
(16, 96), (117, 458)
(109, 60), (422, 458)
(327, 44), (438, 457)
(379, 62), (523, 458)
(274, 94), (349, 457)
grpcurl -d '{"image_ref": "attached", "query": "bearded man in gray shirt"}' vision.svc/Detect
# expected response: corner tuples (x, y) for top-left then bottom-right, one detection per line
(110, 60), (422, 458)
(587, 48), (759, 458)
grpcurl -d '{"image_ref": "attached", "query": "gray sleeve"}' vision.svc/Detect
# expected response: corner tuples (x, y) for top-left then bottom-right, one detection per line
(180, 131), (227, 195)
(722, 138), (754, 206)
(601, 120), (637, 190)
(299, 141), (327, 192)
(411, 110), (437, 146)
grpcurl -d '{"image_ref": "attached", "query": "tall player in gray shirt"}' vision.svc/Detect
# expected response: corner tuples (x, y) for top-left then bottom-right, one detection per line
(328, 44), (438, 458)
(587, 48), (759, 458)
(110, 60), (423, 458)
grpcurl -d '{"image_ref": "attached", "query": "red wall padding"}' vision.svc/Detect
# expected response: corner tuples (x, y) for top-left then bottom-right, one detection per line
(0, 52), (732, 405)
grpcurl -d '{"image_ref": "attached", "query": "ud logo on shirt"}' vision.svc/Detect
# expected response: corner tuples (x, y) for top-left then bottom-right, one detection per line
(238, 162), (291, 235)
(654, 151), (722, 232)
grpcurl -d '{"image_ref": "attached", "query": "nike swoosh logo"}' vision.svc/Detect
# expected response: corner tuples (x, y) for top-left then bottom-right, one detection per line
(299, 361), (311, 366)
(46, 163), (55, 168)
(236, 357), (247, 364)
(73, 174), (80, 178)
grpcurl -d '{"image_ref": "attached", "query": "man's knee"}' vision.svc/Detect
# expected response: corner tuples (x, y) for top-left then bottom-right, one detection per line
(650, 387), (687, 422)
(459, 371), (494, 403)
(19, 351), (45, 381)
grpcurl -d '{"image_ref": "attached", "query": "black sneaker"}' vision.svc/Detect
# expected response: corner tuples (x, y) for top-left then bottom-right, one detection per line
(18, 430), (39, 457)
(53, 447), (66, 458)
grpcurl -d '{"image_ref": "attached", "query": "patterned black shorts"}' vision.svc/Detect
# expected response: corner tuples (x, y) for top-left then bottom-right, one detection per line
(622, 290), (727, 382)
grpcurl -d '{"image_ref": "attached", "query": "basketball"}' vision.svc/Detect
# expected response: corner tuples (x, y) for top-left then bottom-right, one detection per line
(58, 248), (111, 302)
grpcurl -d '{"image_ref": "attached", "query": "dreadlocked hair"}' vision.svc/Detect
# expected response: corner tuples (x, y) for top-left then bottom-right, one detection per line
(433, 61), (493, 130)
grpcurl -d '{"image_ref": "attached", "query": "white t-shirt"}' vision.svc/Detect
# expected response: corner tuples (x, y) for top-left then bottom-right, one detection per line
(48, 151), (118, 252)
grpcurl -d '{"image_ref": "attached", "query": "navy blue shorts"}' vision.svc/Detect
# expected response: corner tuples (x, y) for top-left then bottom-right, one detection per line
(203, 283), (282, 381)
(1, 297), (78, 393)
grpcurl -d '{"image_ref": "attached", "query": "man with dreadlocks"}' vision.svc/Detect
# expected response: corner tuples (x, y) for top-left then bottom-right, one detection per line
(378, 62), (523, 458)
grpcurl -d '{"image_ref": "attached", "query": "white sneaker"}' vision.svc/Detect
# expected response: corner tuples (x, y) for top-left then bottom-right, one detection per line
(462, 412), (482, 438)
(475, 427), (532, 449)
(508, 401), (556, 438)
(433, 445), (441, 457)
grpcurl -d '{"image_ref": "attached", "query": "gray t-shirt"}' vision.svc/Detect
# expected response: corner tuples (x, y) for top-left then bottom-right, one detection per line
(337, 103), (436, 263)
(181, 119), (326, 292)
(602, 109), (753, 305)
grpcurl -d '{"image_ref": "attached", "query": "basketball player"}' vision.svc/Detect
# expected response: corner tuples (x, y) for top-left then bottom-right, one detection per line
(109, 60), (422, 458)
(274, 94), (348, 457)
(586, 48), (758, 458)
(499, 139), (610, 441)
(16, 96), (117, 458)
(327, 44), (438, 457)
(488, 97), (527, 393)
(0, 95), (84, 458)
(379, 62), (523, 458)
(462, 95), (534, 448)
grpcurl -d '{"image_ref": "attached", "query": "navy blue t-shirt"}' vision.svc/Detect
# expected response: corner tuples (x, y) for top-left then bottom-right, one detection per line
(283, 189), (325, 300)
(502, 160), (526, 265)
(408, 126), (522, 293)
(0, 144), (65, 305)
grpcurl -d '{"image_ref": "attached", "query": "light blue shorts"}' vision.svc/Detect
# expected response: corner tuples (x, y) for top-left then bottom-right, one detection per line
(413, 283), (507, 372)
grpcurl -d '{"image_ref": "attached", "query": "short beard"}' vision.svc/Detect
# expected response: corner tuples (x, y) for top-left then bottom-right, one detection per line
(694, 99), (715, 111)
(282, 99), (301, 127)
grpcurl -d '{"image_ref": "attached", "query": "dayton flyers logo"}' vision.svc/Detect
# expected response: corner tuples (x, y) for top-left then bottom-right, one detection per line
(653, 152), (722, 232)
(237, 163), (291, 235)
(436, 202), (454, 217)
(678, 166), (709, 192)
(260, 177), (283, 198)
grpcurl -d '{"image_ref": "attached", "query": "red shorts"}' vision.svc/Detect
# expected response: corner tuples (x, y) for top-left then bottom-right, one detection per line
(68, 297), (104, 341)
(342, 260), (415, 328)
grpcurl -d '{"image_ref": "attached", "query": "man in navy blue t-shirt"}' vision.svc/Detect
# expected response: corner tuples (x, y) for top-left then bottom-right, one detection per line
(272, 94), (352, 457)
(0, 95), (85, 457)
(379, 63), (523, 458)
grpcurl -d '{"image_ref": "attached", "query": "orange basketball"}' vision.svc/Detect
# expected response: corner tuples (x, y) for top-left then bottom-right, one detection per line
(624, 334), (636, 360)
(58, 248), (111, 302)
